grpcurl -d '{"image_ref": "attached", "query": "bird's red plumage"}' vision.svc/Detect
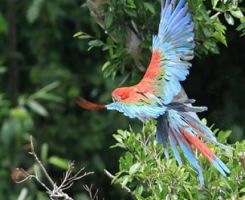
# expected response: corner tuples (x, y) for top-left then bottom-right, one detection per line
(111, 50), (161, 103)
(142, 50), (161, 80)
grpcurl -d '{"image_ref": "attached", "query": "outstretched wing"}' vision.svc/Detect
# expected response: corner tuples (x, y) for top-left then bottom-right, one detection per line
(149, 0), (195, 104)
(106, 0), (195, 120)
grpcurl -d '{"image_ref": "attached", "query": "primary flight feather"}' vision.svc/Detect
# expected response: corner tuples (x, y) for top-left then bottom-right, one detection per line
(78, 0), (231, 186)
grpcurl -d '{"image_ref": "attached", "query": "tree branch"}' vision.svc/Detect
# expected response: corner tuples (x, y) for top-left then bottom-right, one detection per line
(15, 136), (94, 200)
(104, 169), (135, 198)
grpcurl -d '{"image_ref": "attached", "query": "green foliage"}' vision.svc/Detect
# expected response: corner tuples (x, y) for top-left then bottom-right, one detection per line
(77, 0), (244, 79)
(0, 82), (63, 198)
(112, 121), (245, 199)
(0, 0), (127, 198)
(0, 0), (244, 199)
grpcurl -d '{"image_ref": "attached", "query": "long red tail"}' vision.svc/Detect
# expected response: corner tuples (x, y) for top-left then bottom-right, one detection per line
(76, 97), (105, 110)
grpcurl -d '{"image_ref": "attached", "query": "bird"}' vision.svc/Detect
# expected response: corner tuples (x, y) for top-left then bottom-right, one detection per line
(78, 0), (231, 186)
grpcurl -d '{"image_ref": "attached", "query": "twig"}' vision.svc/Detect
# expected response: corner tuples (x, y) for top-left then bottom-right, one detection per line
(210, 12), (221, 19)
(104, 169), (135, 198)
(16, 136), (93, 200)
(29, 136), (55, 187)
(83, 184), (102, 200)
(17, 188), (28, 200)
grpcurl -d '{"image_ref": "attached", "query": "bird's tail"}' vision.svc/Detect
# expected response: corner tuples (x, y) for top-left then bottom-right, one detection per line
(156, 103), (231, 186)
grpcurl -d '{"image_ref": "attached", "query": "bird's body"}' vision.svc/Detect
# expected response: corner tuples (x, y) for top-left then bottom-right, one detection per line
(78, 0), (231, 186)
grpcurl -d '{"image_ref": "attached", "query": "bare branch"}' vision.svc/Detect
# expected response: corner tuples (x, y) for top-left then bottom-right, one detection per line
(104, 169), (135, 198)
(83, 184), (102, 200)
(16, 136), (93, 200)
(29, 136), (55, 187)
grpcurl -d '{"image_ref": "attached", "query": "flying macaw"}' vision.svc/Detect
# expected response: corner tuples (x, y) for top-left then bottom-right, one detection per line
(78, 0), (231, 185)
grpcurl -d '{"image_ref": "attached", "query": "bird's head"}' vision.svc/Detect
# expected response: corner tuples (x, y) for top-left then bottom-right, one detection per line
(112, 87), (130, 102)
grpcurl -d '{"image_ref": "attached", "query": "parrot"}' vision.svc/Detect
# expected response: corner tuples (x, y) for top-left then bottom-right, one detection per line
(78, 0), (231, 185)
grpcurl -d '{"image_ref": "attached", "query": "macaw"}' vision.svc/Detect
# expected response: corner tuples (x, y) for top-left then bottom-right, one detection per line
(78, 0), (231, 185)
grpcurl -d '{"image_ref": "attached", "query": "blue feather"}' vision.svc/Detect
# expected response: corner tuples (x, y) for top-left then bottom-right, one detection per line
(170, 121), (204, 185)
(168, 127), (182, 165)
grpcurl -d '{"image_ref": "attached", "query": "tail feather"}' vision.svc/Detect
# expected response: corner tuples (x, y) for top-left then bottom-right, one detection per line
(169, 124), (204, 185)
(157, 116), (170, 159)
(156, 109), (231, 185)
(76, 97), (105, 110)
(180, 112), (233, 150)
(168, 127), (182, 165)
(181, 128), (230, 176)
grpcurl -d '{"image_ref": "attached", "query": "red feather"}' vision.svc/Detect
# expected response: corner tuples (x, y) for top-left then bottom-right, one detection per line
(77, 97), (105, 110)
(111, 50), (162, 103)
(181, 128), (215, 162)
(142, 50), (161, 79)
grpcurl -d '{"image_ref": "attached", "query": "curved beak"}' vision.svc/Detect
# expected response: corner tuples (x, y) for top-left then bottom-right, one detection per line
(112, 95), (120, 102)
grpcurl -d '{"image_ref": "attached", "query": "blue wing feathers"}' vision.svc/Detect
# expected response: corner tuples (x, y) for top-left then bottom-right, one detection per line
(156, 109), (231, 185)
(151, 0), (195, 104)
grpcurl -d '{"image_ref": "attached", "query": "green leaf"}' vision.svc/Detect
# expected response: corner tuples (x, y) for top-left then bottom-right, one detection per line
(10, 107), (28, 119)
(126, 0), (136, 9)
(237, 22), (245, 36)
(73, 31), (92, 39)
(212, 0), (219, 8)
(27, 100), (48, 117)
(113, 134), (123, 144)
(218, 130), (232, 142)
(0, 67), (6, 74)
(41, 143), (48, 161)
(34, 93), (63, 103)
(121, 176), (130, 187)
(143, 2), (155, 14)
(129, 162), (141, 175)
(225, 13), (235, 25)
(48, 156), (69, 170)
(230, 9), (244, 19)
(213, 31), (227, 46)
(102, 61), (111, 72)
(27, 0), (44, 23)
(38, 82), (60, 93)
(105, 13), (113, 29)
(88, 40), (104, 51)
(0, 13), (7, 33)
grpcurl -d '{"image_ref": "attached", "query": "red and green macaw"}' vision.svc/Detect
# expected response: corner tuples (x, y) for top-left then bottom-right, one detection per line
(78, 0), (231, 185)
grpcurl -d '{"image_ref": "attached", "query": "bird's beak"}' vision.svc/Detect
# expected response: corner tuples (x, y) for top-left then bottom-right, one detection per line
(112, 95), (120, 102)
